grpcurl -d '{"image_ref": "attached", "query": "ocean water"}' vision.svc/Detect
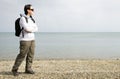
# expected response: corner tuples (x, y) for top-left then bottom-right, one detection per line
(0, 32), (120, 59)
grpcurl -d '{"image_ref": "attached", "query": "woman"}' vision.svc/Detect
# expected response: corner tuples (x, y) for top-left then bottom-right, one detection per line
(12, 4), (38, 76)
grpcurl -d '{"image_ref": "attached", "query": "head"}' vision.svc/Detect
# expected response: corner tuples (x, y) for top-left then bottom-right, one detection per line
(24, 4), (34, 16)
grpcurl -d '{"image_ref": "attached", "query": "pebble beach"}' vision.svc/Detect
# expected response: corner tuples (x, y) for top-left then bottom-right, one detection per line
(0, 59), (120, 79)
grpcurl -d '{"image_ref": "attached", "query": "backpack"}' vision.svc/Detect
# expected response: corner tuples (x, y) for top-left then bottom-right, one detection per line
(15, 16), (28, 37)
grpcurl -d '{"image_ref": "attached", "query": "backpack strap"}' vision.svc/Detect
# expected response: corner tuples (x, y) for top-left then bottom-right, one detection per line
(21, 16), (28, 38)
(20, 14), (29, 23)
(24, 17), (28, 23)
(21, 27), (24, 37)
(30, 16), (35, 23)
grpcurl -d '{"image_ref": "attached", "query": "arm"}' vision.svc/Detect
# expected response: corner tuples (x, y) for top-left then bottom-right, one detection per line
(20, 17), (34, 33)
(31, 23), (38, 32)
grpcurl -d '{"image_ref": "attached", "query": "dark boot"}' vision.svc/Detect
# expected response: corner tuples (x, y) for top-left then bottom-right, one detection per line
(25, 68), (35, 74)
(12, 69), (19, 76)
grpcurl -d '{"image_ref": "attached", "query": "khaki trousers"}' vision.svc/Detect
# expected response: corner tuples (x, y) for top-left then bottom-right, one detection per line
(12, 40), (35, 70)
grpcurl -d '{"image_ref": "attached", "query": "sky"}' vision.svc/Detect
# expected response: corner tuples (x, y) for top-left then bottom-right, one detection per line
(0, 0), (120, 32)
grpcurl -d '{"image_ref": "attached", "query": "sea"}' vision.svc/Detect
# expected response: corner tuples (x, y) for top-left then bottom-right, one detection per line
(0, 32), (120, 59)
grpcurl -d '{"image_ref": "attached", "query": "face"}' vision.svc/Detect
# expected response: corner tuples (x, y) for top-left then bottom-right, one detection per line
(27, 6), (34, 15)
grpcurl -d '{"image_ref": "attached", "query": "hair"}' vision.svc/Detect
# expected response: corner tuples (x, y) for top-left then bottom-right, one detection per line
(24, 4), (32, 15)
(24, 4), (35, 23)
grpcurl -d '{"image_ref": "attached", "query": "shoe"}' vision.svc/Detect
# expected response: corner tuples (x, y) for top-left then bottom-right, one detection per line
(25, 69), (35, 74)
(12, 69), (19, 76)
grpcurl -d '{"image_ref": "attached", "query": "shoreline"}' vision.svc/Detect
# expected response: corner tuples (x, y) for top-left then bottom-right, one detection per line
(0, 57), (120, 60)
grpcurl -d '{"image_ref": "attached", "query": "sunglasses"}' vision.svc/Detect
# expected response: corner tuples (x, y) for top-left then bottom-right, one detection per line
(29, 9), (34, 11)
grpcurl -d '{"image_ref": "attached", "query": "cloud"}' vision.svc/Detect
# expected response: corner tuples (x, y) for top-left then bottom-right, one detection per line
(0, 0), (120, 32)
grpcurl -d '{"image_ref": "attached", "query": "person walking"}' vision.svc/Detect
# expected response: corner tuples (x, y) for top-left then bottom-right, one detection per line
(12, 4), (38, 76)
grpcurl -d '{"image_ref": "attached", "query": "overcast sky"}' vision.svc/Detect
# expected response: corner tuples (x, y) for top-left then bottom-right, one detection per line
(0, 0), (120, 32)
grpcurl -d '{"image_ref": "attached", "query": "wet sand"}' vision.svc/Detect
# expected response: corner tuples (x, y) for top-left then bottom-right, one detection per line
(0, 59), (120, 79)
